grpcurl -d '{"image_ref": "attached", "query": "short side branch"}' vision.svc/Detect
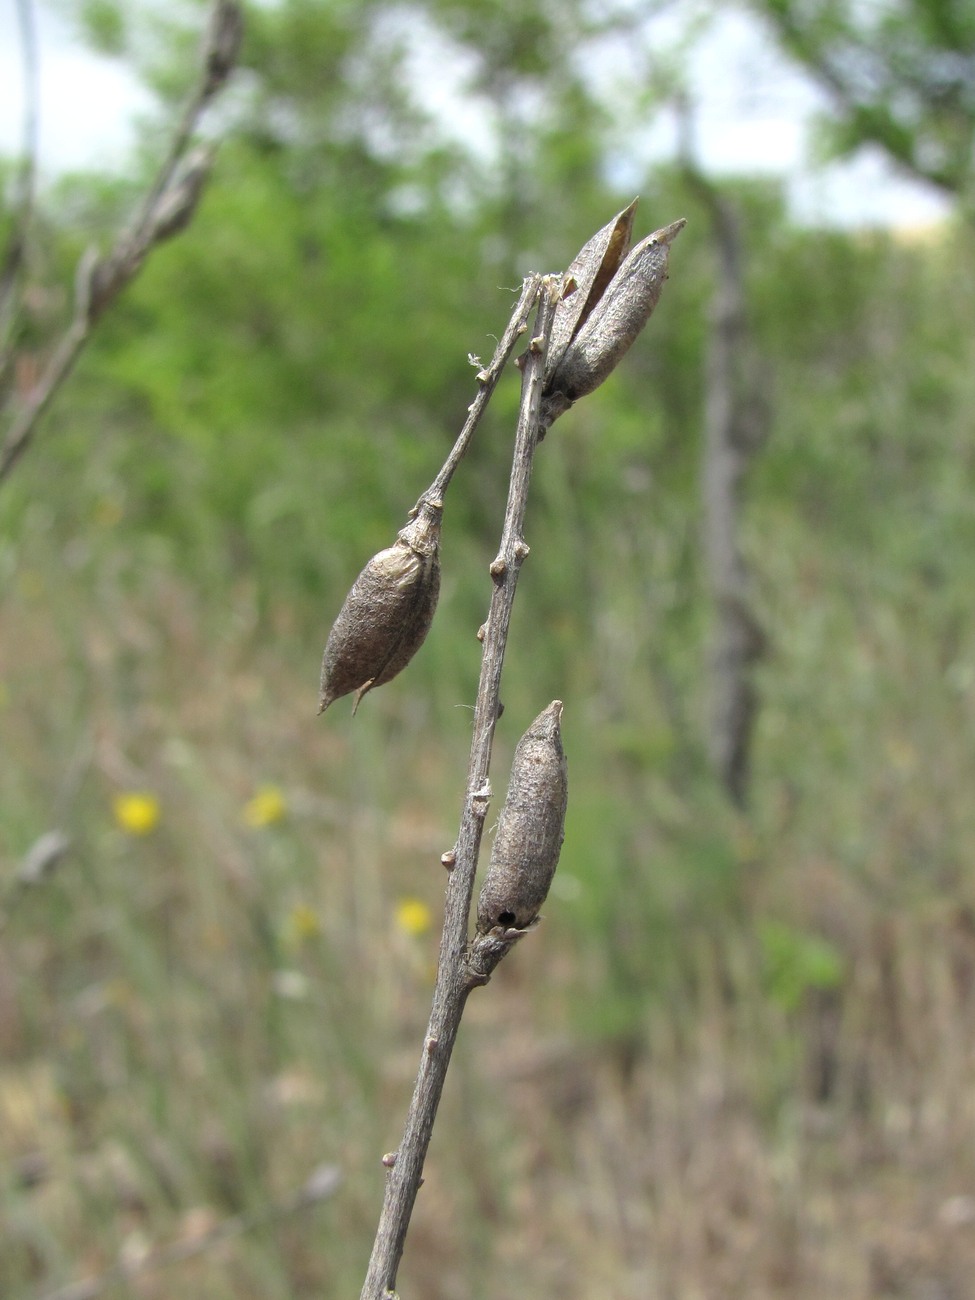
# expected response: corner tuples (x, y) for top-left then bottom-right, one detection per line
(421, 273), (542, 508)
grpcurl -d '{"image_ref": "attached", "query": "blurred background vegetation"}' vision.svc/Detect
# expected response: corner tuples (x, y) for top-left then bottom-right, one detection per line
(2, 0), (975, 1296)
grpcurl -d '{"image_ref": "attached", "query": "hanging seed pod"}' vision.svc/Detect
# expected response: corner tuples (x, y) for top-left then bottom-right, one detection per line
(542, 217), (685, 429)
(318, 499), (442, 715)
(476, 701), (568, 934)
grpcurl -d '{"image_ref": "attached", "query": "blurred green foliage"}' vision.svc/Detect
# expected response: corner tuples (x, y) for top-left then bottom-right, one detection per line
(751, 0), (975, 199)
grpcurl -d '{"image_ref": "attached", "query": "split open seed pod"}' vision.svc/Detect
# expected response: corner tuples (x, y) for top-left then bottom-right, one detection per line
(477, 701), (568, 933)
(545, 200), (638, 384)
(318, 499), (442, 715)
(541, 210), (685, 430)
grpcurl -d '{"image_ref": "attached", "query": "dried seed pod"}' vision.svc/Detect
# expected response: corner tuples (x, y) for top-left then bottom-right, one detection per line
(203, 0), (245, 97)
(318, 500), (442, 715)
(549, 219), (685, 404)
(541, 217), (685, 431)
(545, 199), (638, 383)
(477, 701), (568, 934)
(150, 146), (215, 243)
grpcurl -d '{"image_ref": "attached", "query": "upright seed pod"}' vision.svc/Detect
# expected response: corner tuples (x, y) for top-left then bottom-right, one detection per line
(318, 499), (442, 715)
(541, 218), (685, 430)
(545, 199), (638, 385)
(477, 701), (568, 934)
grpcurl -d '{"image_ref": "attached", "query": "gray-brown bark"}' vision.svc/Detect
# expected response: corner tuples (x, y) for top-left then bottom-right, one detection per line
(691, 174), (769, 807)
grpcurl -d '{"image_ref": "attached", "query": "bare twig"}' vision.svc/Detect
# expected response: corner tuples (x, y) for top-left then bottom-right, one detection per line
(359, 274), (562, 1300)
(0, 0), (41, 373)
(39, 1164), (342, 1300)
(0, 0), (243, 485)
(422, 274), (542, 507)
(0, 829), (71, 937)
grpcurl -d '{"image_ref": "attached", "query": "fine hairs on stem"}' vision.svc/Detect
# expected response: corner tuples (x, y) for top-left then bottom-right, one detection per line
(313, 203), (684, 1298)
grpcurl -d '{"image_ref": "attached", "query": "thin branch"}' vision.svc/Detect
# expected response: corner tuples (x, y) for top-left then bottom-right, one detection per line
(359, 274), (562, 1300)
(0, 0), (41, 368)
(0, 0), (243, 485)
(39, 1164), (342, 1300)
(127, 0), (242, 251)
(0, 256), (91, 483)
(420, 274), (542, 507)
(0, 829), (71, 937)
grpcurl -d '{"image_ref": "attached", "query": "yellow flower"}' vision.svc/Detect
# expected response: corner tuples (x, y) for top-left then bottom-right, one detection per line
(394, 897), (433, 938)
(286, 902), (322, 946)
(113, 793), (160, 836)
(243, 785), (287, 827)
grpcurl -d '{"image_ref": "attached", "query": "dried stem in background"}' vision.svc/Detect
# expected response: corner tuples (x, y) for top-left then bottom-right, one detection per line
(0, 0), (244, 485)
(0, 829), (70, 937)
(39, 1164), (342, 1300)
(0, 0), (40, 372)
(359, 275), (562, 1299)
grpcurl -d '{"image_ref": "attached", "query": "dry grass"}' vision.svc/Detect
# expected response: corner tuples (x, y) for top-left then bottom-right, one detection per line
(4, 514), (975, 1299)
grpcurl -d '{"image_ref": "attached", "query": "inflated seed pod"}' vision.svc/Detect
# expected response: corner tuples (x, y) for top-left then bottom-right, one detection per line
(542, 218), (685, 427)
(477, 701), (568, 934)
(318, 499), (442, 715)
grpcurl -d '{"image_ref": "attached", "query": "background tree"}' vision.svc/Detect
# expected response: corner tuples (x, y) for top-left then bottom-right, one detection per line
(750, 0), (975, 206)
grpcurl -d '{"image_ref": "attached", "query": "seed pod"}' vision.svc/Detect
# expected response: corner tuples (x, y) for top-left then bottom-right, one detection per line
(150, 146), (215, 243)
(545, 199), (638, 384)
(203, 0), (245, 97)
(542, 217), (685, 428)
(318, 500), (442, 715)
(477, 701), (568, 934)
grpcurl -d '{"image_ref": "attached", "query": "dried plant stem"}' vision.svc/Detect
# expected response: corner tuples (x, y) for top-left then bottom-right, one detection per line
(40, 1164), (341, 1300)
(359, 273), (562, 1300)
(0, 0), (40, 367)
(0, 283), (90, 483)
(0, 0), (242, 485)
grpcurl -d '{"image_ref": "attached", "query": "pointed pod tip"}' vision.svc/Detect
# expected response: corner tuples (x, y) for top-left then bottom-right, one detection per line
(534, 699), (565, 740)
(654, 218), (687, 246)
